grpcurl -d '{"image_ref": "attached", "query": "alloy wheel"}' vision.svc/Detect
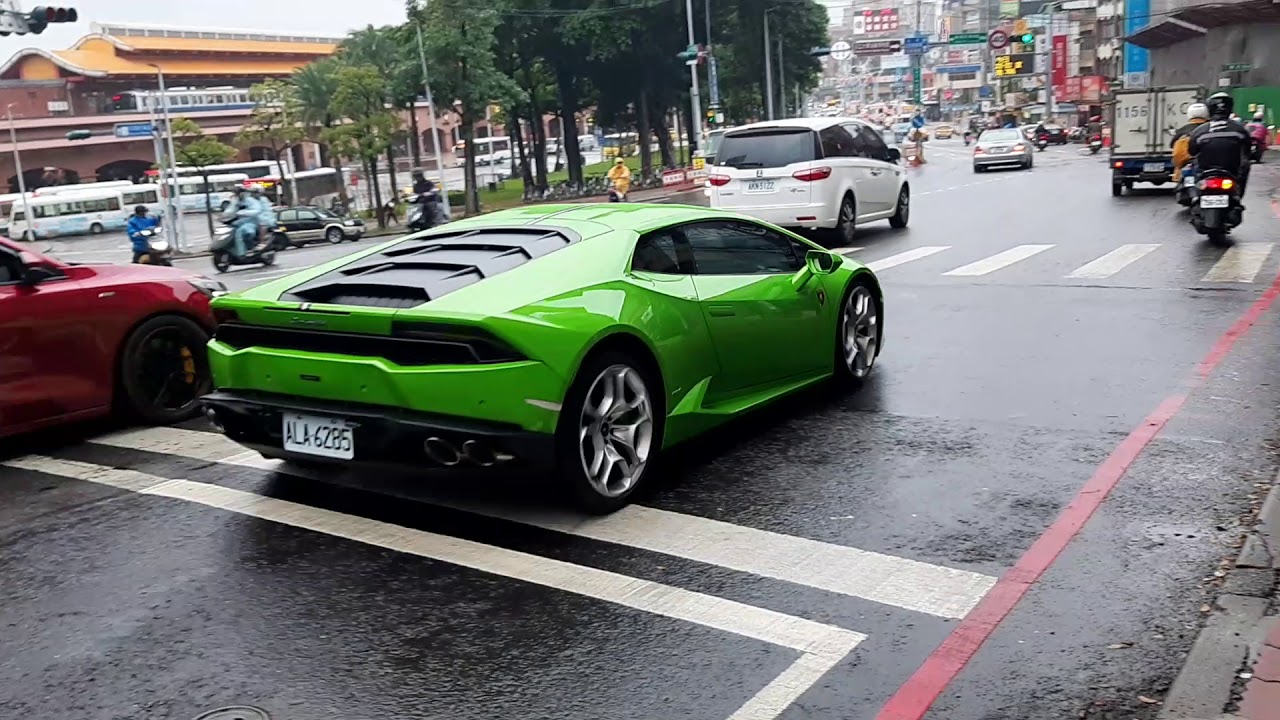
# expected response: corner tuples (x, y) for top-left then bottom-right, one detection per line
(577, 364), (654, 498)
(841, 286), (879, 379)
(133, 327), (206, 413)
(897, 189), (909, 223)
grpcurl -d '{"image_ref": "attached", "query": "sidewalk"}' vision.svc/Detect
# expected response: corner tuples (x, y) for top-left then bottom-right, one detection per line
(1158, 478), (1280, 720)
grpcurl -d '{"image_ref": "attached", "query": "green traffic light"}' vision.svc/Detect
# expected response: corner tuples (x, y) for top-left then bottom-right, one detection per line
(1019, 33), (1034, 43)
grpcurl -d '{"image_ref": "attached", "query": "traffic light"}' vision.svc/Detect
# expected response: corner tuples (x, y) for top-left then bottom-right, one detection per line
(677, 44), (698, 61)
(26, 7), (78, 35)
(1016, 32), (1034, 44)
(65, 129), (92, 141)
(705, 109), (716, 125)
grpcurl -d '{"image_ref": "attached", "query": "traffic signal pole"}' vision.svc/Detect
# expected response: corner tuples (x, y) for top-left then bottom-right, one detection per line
(684, 0), (703, 153)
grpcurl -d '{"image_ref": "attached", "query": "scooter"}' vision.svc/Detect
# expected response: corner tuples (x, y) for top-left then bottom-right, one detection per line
(608, 184), (627, 202)
(1249, 137), (1266, 163)
(133, 226), (173, 266)
(963, 131), (973, 146)
(1088, 135), (1103, 154)
(210, 223), (277, 273)
(1189, 169), (1243, 246)
(1174, 162), (1198, 208)
(1035, 134), (1049, 151)
(406, 191), (447, 232)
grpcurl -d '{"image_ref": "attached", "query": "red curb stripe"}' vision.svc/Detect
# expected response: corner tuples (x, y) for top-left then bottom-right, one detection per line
(876, 246), (1280, 719)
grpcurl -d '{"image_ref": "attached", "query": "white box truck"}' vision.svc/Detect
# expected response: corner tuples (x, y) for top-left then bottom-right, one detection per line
(1108, 85), (1203, 196)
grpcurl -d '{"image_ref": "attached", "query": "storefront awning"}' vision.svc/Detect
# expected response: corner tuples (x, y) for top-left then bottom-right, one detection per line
(1126, 0), (1280, 49)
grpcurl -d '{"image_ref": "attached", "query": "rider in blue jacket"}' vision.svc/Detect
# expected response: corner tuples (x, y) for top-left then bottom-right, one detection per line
(126, 205), (159, 263)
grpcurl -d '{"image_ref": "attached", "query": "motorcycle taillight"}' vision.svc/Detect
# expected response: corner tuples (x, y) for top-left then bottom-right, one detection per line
(1201, 177), (1235, 191)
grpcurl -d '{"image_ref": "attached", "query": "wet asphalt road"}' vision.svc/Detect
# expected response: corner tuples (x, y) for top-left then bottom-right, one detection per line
(4, 141), (1280, 720)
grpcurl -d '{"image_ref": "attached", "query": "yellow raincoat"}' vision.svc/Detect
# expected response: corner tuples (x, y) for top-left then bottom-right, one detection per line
(607, 162), (631, 195)
(1172, 118), (1207, 182)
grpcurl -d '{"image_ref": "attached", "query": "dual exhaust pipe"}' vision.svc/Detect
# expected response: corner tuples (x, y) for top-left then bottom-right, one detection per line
(423, 437), (513, 467)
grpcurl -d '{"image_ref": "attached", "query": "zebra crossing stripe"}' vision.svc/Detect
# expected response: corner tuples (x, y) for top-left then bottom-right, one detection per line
(1201, 243), (1274, 283)
(835, 246), (863, 255)
(1066, 244), (1161, 279)
(865, 246), (951, 272)
(942, 244), (1054, 277)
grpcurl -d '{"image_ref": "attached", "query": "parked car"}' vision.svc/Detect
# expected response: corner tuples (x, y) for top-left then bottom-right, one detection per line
(973, 128), (1034, 171)
(0, 238), (222, 437)
(934, 124), (954, 139)
(1043, 124), (1068, 144)
(707, 116), (910, 244)
(201, 204), (886, 513)
(271, 206), (365, 250)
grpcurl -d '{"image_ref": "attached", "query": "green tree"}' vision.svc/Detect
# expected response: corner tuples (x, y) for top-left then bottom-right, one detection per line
(170, 117), (238, 239)
(329, 64), (402, 227)
(290, 57), (348, 205)
(411, 0), (520, 215)
(237, 79), (304, 201)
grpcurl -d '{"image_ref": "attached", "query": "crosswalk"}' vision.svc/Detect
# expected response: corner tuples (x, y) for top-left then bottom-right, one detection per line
(836, 242), (1277, 284)
(2, 423), (1000, 720)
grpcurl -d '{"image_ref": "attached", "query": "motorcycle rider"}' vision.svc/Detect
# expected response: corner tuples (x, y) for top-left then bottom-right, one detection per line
(1245, 110), (1269, 160)
(127, 204), (160, 264)
(1172, 102), (1210, 183)
(1189, 91), (1254, 194)
(224, 187), (262, 259)
(606, 158), (631, 199)
(248, 183), (276, 244)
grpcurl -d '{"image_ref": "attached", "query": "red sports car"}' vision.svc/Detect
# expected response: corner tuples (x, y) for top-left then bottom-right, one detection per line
(0, 238), (223, 438)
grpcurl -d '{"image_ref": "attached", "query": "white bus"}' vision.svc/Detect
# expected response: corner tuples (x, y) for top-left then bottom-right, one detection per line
(0, 192), (35, 235)
(119, 183), (165, 216)
(254, 167), (342, 205)
(8, 189), (127, 240)
(454, 136), (512, 166)
(162, 173), (251, 213)
(34, 180), (137, 197)
(148, 160), (276, 181)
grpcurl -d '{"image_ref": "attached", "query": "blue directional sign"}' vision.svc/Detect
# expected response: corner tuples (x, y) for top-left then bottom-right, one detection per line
(903, 35), (929, 55)
(114, 122), (155, 139)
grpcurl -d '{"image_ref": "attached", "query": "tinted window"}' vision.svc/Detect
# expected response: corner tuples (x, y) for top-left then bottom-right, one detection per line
(632, 230), (689, 274)
(819, 125), (858, 158)
(297, 210), (319, 221)
(717, 129), (817, 169)
(682, 221), (803, 275)
(856, 125), (892, 161)
(278, 210), (297, 222)
(980, 129), (1021, 143)
(0, 251), (21, 283)
(705, 132), (725, 158)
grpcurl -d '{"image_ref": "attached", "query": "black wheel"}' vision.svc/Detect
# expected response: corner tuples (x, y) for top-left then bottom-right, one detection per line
(828, 193), (856, 244)
(888, 186), (910, 229)
(1207, 229), (1232, 247)
(1124, 181), (1134, 192)
(554, 349), (664, 514)
(325, 226), (344, 244)
(116, 314), (211, 425)
(974, 165), (984, 173)
(89, 223), (104, 234)
(212, 251), (231, 273)
(1111, 183), (1123, 197)
(833, 279), (881, 389)
(272, 233), (290, 251)
(259, 250), (277, 267)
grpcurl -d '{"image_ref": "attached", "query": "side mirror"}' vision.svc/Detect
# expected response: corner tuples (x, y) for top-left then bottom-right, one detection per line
(805, 249), (839, 275)
(19, 263), (62, 286)
(886, 147), (902, 163)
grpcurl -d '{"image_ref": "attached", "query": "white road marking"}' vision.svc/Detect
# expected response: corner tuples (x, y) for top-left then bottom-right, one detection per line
(7, 454), (864, 720)
(835, 246), (863, 255)
(1201, 243), (1273, 283)
(91, 426), (998, 618)
(1065, 244), (1161, 279)
(865, 245), (951, 272)
(942, 244), (1054, 276)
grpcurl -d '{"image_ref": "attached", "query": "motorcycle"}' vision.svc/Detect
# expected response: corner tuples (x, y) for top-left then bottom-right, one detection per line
(1174, 162), (1198, 208)
(1088, 135), (1103, 154)
(1189, 169), (1243, 246)
(1250, 137), (1266, 163)
(406, 191), (447, 232)
(608, 186), (627, 203)
(210, 223), (277, 273)
(133, 226), (172, 266)
(963, 131), (973, 146)
(1035, 133), (1049, 151)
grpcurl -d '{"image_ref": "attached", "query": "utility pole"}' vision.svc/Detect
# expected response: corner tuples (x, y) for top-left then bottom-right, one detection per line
(704, 0), (720, 124)
(912, 0), (924, 106)
(684, 0), (703, 151)
(777, 39), (786, 118)
(149, 64), (184, 253)
(763, 9), (775, 120)
(6, 105), (33, 241)
(416, 21), (451, 220)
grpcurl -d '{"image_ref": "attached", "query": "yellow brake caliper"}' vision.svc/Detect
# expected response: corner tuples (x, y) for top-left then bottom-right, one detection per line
(180, 346), (196, 384)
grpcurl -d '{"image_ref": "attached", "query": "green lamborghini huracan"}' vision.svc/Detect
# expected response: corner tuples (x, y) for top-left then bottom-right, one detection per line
(202, 203), (884, 513)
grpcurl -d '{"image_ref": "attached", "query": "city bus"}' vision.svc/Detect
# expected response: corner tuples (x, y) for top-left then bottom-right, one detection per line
(33, 180), (137, 197)
(147, 160), (276, 182)
(253, 167), (342, 205)
(8, 189), (127, 240)
(162, 173), (251, 213)
(119, 183), (165, 216)
(453, 136), (512, 166)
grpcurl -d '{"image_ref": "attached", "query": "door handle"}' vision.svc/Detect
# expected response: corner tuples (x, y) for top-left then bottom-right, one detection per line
(869, 169), (883, 176)
(708, 304), (735, 317)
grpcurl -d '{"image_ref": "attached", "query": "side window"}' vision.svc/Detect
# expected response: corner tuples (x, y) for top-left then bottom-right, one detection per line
(856, 125), (892, 162)
(278, 210), (297, 223)
(819, 125), (857, 158)
(632, 229), (690, 274)
(682, 221), (804, 275)
(0, 251), (22, 284)
(297, 210), (319, 222)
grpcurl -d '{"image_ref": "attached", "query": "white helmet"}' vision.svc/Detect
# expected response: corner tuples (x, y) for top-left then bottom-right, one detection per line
(248, 183), (265, 194)
(1187, 103), (1209, 121)
(1254, 111), (1265, 121)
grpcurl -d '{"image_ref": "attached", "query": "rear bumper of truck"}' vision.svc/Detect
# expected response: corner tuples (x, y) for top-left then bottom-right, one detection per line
(1110, 156), (1174, 185)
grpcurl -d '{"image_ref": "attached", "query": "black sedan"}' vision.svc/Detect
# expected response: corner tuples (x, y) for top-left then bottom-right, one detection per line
(270, 206), (365, 250)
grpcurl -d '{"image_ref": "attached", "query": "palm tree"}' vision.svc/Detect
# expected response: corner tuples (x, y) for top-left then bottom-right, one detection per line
(290, 58), (347, 204)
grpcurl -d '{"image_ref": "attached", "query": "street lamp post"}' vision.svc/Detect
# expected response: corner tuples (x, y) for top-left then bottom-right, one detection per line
(683, 0), (703, 152)
(148, 64), (185, 253)
(764, 7), (779, 120)
(416, 22), (451, 220)
(6, 104), (33, 241)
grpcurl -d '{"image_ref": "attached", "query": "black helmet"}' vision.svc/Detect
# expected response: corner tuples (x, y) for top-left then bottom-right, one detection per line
(412, 169), (425, 180)
(134, 204), (148, 215)
(1205, 92), (1234, 120)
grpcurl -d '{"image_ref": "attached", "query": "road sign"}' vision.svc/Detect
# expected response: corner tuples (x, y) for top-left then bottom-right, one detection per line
(854, 39), (903, 56)
(988, 29), (1009, 50)
(950, 32), (986, 45)
(1222, 62), (1251, 72)
(993, 53), (1037, 78)
(113, 122), (155, 139)
(831, 40), (853, 60)
(912, 66), (922, 103)
(903, 35), (929, 54)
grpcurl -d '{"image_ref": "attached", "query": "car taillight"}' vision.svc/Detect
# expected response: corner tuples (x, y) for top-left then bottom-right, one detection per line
(1113, 160), (1123, 168)
(708, 174), (730, 186)
(1201, 177), (1235, 191)
(792, 167), (832, 182)
(974, 147), (984, 154)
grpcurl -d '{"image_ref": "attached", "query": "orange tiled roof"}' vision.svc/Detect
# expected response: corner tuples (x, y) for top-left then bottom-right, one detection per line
(111, 35), (338, 55)
(51, 49), (316, 76)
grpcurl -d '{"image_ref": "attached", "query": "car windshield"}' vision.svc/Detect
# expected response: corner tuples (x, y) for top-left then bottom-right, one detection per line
(981, 130), (1021, 143)
(717, 128), (816, 168)
(705, 131), (726, 157)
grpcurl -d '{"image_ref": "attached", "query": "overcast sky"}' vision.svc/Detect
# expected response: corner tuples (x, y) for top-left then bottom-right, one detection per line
(2, 0), (409, 50)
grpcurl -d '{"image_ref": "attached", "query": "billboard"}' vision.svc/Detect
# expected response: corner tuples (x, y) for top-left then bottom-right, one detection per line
(1124, 0), (1150, 79)
(994, 53), (1037, 78)
(1052, 35), (1068, 97)
(853, 8), (899, 35)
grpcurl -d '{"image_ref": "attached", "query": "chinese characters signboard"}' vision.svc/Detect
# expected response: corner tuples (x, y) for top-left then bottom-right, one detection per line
(994, 53), (1036, 77)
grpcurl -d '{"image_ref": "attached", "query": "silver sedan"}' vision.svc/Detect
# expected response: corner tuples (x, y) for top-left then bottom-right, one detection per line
(973, 128), (1033, 172)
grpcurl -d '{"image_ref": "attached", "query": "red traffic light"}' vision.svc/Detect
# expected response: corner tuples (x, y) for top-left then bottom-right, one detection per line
(33, 7), (78, 23)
